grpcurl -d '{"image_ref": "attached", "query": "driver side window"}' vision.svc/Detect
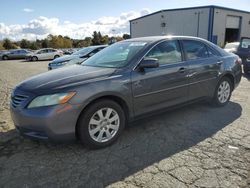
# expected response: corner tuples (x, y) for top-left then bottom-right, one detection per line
(145, 40), (182, 65)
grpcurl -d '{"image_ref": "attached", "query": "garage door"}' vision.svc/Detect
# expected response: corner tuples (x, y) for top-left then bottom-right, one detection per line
(226, 16), (240, 29)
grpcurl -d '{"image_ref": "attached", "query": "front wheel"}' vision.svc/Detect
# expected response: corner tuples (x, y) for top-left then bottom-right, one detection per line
(77, 99), (125, 149)
(32, 56), (38, 61)
(212, 77), (232, 107)
(2, 55), (8, 60)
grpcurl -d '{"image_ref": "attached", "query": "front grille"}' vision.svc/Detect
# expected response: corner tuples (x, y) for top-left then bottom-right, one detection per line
(11, 94), (28, 108)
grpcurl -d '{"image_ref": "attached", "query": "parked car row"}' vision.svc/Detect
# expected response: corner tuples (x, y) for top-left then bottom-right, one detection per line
(48, 45), (107, 70)
(224, 37), (250, 74)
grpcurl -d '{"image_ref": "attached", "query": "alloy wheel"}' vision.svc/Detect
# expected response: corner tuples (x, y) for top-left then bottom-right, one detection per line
(88, 108), (120, 143)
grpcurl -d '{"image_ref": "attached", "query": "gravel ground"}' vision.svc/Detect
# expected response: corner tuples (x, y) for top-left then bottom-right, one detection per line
(0, 60), (249, 188)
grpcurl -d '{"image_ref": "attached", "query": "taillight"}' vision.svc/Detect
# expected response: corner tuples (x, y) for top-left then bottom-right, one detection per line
(235, 58), (242, 65)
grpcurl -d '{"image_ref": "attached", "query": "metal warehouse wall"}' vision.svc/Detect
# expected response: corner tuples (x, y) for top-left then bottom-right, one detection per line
(130, 7), (210, 39)
(213, 8), (250, 47)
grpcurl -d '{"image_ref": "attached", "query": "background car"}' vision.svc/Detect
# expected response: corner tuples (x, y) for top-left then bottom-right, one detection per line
(1, 49), (31, 60)
(11, 36), (242, 148)
(26, 48), (63, 61)
(234, 37), (250, 74)
(224, 42), (240, 53)
(48, 45), (107, 70)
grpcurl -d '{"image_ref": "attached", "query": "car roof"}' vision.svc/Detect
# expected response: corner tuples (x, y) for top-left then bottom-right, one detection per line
(126, 35), (209, 43)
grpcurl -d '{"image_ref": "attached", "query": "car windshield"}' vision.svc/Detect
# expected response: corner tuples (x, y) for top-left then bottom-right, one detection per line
(73, 47), (95, 56)
(83, 41), (147, 68)
(225, 43), (239, 49)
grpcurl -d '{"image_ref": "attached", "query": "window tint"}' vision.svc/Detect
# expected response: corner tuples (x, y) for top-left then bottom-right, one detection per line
(182, 40), (208, 60)
(146, 40), (182, 65)
(206, 46), (220, 57)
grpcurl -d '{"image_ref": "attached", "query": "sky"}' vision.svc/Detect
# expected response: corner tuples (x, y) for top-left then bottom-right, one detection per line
(0, 0), (249, 41)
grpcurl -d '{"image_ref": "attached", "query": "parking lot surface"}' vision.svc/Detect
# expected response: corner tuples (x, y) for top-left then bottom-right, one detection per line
(0, 60), (249, 188)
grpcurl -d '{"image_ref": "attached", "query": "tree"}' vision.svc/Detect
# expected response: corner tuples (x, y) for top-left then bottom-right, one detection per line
(41, 39), (49, 48)
(29, 42), (38, 50)
(101, 35), (109, 44)
(20, 39), (30, 49)
(0, 42), (4, 50)
(3, 38), (17, 49)
(123, 34), (131, 40)
(92, 31), (102, 45)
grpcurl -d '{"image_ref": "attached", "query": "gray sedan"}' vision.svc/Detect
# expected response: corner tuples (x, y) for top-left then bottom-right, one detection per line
(2, 49), (31, 60)
(10, 36), (242, 148)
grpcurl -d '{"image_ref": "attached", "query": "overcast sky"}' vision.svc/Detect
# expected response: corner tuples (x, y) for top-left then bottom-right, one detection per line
(0, 0), (249, 40)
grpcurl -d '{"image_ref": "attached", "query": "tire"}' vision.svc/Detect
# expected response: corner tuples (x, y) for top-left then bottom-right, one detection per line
(2, 55), (8, 60)
(54, 55), (60, 59)
(77, 99), (125, 149)
(32, 56), (38, 61)
(212, 77), (232, 107)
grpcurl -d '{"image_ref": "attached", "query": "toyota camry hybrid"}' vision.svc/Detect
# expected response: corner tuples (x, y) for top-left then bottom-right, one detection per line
(10, 36), (242, 148)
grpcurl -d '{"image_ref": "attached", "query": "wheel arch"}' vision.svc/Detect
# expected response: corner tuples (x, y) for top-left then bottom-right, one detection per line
(219, 72), (235, 90)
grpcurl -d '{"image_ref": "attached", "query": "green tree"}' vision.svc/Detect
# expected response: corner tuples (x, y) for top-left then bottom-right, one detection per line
(20, 39), (30, 49)
(29, 42), (38, 50)
(92, 31), (102, 45)
(41, 39), (49, 48)
(3, 38), (17, 49)
(101, 35), (109, 44)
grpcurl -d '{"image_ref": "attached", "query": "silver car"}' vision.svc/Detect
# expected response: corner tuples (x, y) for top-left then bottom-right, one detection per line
(1, 49), (31, 60)
(26, 48), (63, 61)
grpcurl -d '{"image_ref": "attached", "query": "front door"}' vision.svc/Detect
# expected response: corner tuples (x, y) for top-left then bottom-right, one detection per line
(131, 40), (189, 116)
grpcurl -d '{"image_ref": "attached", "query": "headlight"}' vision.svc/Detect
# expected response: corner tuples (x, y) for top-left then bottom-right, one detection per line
(27, 92), (76, 108)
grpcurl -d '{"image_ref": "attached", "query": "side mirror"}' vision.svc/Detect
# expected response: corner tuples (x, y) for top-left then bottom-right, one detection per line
(139, 58), (159, 69)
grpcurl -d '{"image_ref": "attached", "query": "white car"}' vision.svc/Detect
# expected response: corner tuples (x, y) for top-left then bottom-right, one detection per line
(224, 42), (240, 53)
(26, 48), (63, 61)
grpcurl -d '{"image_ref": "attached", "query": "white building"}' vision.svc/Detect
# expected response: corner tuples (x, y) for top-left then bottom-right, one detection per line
(130, 6), (250, 47)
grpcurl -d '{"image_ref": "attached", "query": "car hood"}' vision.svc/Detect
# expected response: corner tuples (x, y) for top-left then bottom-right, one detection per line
(51, 55), (79, 63)
(17, 65), (116, 93)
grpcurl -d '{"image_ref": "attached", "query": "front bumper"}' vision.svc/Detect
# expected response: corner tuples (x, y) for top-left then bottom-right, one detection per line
(10, 103), (81, 142)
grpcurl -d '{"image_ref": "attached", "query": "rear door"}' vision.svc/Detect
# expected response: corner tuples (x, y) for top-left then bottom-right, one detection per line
(47, 49), (55, 59)
(131, 40), (189, 116)
(181, 40), (222, 100)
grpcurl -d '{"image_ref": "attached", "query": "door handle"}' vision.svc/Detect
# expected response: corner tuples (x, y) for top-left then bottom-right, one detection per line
(217, 60), (223, 65)
(178, 67), (186, 73)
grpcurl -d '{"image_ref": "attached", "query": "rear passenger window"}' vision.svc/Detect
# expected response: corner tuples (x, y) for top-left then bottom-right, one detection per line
(146, 40), (182, 65)
(182, 40), (208, 60)
(206, 46), (220, 57)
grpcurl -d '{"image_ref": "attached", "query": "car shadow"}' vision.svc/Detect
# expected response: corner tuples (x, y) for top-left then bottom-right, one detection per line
(0, 101), (242, 187)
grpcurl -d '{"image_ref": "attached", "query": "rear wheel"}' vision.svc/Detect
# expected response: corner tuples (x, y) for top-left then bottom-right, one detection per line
(32, 56), (38, 61)
(2, 55), (8, 60)
(54, 55), (60, 59)
(77, 99), (125, 149)
(212, 77), (232, 107)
